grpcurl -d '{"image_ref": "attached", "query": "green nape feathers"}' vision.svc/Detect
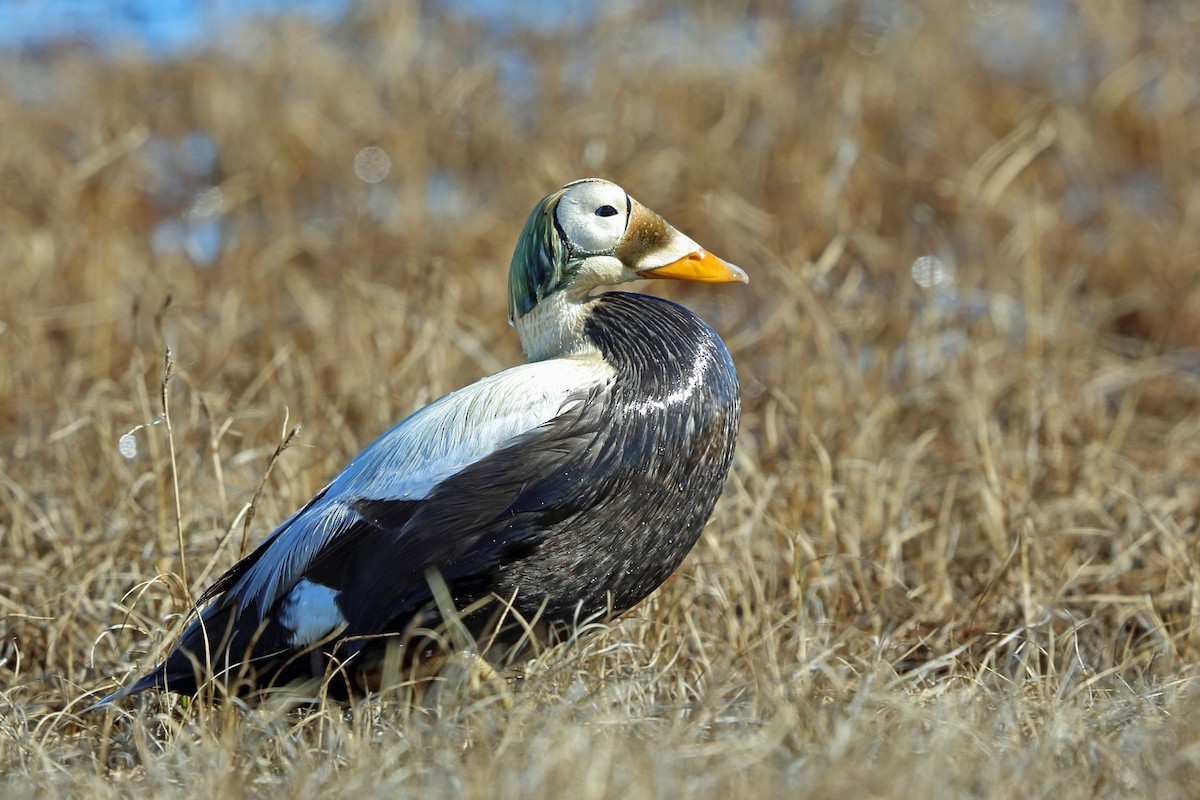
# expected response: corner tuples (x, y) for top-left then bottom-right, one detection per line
(508, 185), (570, 324)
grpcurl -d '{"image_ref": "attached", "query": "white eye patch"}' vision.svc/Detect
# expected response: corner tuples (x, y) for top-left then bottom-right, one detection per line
(555, 180), (629, 254)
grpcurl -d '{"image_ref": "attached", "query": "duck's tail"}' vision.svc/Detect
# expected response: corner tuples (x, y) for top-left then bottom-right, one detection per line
(81, 604), (240, 713)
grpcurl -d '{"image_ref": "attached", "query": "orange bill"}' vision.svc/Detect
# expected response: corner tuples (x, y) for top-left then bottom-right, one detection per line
(639, 250), (749, 283)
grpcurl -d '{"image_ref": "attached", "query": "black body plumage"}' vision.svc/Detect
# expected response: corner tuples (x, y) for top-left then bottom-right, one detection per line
(446, 291), (740, 629)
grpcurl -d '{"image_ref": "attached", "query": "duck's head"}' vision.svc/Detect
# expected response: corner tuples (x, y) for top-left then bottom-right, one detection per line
(508, 178), (747, 359)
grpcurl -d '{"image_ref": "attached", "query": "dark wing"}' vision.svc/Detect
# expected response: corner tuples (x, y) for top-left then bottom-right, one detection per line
(298, 391), (608, 642)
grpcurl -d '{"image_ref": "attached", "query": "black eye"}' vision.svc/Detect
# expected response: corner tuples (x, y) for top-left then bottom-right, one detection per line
(595, 205), (618, 217)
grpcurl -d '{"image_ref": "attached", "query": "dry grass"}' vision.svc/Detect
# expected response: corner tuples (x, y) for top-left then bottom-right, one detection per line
(3, 1), (1200, 796)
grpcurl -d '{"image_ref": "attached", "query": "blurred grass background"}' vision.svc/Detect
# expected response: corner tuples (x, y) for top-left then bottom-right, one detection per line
(2, 0), (1200, 796)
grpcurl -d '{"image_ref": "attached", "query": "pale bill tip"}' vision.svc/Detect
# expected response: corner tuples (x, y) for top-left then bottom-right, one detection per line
(723, 259), (750, 284)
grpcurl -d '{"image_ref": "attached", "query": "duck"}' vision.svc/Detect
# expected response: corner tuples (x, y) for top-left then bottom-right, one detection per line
(93, 178), (747, 705)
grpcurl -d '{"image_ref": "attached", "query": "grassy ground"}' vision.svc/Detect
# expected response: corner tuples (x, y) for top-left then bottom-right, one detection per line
(3, 1), (1200, 796)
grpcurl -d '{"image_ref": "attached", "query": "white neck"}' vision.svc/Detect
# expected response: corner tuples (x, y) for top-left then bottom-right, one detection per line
(515, 289), (599, 362)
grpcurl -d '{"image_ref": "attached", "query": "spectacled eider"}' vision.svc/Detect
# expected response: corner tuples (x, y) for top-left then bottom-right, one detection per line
(93, 178), (746, 705)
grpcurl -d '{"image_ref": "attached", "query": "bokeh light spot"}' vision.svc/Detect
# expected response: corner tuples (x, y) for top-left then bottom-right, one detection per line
(118, 433), (137, 460)
(911, 255), (952, 288)
(354, 146), (391, 183)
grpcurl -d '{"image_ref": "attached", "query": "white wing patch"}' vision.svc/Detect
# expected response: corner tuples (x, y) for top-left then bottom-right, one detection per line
(229, 355), (615, 612)
(279, 579), (346, 647)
